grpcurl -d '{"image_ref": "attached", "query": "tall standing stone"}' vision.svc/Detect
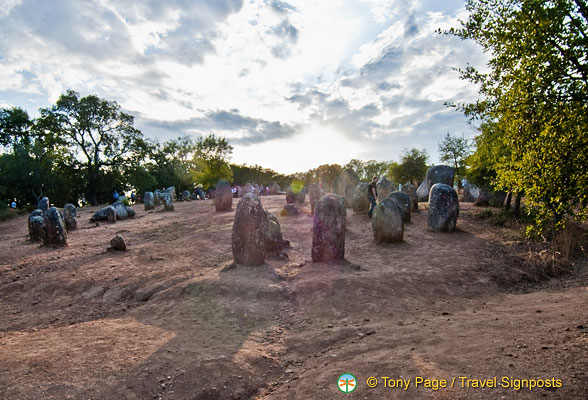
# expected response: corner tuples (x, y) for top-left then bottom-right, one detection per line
(308, 183), (323, 215)
(372, 197), (404, 243)
(428, 183), (459, 232)
(160, 192), (174, 211)
(144, 192), (155, 210)
(426, 166), (455, 192)
(154, 190), (161, 206)
(401, 183), (418, 210)
(44, 207), (67, 245)
(376, 177), (395, 201)
(232, 193), (269, 266)
(268, 182), (281, 195)
(352, 182), (370, 213)
(386, 191), (411, 223)
(417, 181), (429, 202)
(166, 186), (176, 199)
(38, 197), (50, 212)
(63, 203), (77, 230)
(28, 210), (46, 242)
(312, 194), (346, 262)
(182, 190), (192, 201)
(335, 169), (360, 207)
(215, 180), (232, 211)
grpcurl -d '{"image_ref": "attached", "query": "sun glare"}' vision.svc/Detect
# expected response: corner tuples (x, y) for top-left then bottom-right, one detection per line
(231, 124), (359, 175)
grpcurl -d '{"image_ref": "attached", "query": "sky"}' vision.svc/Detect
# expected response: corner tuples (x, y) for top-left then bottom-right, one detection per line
(0, 0), (488, 174)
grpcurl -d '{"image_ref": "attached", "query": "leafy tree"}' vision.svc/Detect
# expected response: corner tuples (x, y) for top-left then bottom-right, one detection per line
(38, 90), (144, 205)
(388, 148), (429, 184)
(191, 134), (233, 189)
(446, 0), (588, 236)
(438, 133), (471, 188)
(344, 159), (389, 181)
(149, 135), (197, 195)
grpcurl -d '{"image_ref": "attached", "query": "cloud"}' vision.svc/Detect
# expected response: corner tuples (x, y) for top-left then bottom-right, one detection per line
(268, 18), (299, 58)
(269, 0), (299, 15)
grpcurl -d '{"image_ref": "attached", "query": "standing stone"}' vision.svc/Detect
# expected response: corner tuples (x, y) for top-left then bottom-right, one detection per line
(287, 184), (305, 204)
(266, 211), (289, 252)
(38, 197), (50, 212)
(215, 180), (232, 211)
(154, 190), (161, 206)
(372, 197), (404, 243)
(28, 210), (46, 242)
(182, 190), (192, 201)
(244, 183), (254, 194)
(237, 186), (245, 197)
(144, 192), (155, 210)
(308, 183), (323, 215)
(428, 183), (459, 232)
(417, 181), (429, 202)
(312, 194), (346, 262)
(490, 190), (507, 207)
(160, 192), (174, 211)
(386, 191), (412, 223)
(352, 182), (370, 213)
(334, 169), (360, 207)
(426, 166), (455, 192)
(376, 177), (395, 201)
(268, 182), (281, 195)
(232, 193), (269, 266)
(166, 186), (176, 199)
(63, 203), (77, 230)
(401, 183), (418, 210)
(44, 207), (67, 245)
(474, 188), (490, 207)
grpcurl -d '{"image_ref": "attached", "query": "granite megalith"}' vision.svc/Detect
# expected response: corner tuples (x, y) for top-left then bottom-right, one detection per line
(428, 183), (459, 232)
(28, 210), (46, 242)
(214, 180), (233, 211)
(426, 166), (455, 191)
(376, 177), (395, 201)
(417, 181), (429, 202)
(63, 203), (77, 230)
(232, 193), (269, 266)
(386, 191), (411, 223)
(144, 192), (155, 210)
(160, 192), (174, 211)
(401, 183), (418, 210)
(352, 182), (370, 214)
(372, 197), (404, 243)
(44, 207), (67, 245)
(38, 197), (50, 212)
(312, 194), (346, 262)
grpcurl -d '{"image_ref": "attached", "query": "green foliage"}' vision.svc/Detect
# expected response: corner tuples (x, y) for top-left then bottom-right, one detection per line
(438, 133), (471, 187)
(388, 148), (429, 184)
(190, 134), (233, 189)
(38, 90), (144, 205)
(289, 180), (304, 194)
(230, 164), (289, 187)
(447, 0), (588, 237)
(344, 159), (389, 181)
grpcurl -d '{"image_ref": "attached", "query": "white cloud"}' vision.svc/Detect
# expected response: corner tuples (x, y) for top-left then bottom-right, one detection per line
(0, 0), (488, 172)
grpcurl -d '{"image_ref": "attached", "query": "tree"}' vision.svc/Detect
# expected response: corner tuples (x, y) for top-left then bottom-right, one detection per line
(438, 133), (471, 188)
(38, 90), (144, 205)
(191, 134), (233, 189)
(344, 159), (389, 181)
(446, 0), (588, 236)
(388, 148), (429, 184)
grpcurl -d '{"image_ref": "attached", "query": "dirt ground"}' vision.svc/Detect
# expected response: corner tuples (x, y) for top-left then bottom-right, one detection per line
(0, 195), (587, 399)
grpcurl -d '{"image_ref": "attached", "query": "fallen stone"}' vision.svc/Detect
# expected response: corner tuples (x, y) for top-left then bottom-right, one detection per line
(90, 206), (118, 222)
(282, 204), (298, 216)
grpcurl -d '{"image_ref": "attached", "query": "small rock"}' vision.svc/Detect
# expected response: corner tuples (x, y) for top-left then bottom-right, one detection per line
(110, 234), (127, 251)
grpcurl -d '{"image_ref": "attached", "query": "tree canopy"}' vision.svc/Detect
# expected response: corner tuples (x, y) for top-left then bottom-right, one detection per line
(388, 148), (429, 185)
(447, 0), (588, 236)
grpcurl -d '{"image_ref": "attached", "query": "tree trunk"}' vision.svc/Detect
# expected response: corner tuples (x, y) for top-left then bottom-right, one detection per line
(514, 192), (523, 218)
(505, 191), (513, 210)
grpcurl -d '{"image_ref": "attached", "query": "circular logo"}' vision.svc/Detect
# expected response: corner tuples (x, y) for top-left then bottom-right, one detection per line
(337, 373), (357, 393)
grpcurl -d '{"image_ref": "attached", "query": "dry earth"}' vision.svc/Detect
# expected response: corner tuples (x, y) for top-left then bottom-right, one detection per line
(0, 195), (587, 399)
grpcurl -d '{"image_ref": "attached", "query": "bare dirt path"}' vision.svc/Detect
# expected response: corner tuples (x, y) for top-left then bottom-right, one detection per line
(0, 196), (586, 399)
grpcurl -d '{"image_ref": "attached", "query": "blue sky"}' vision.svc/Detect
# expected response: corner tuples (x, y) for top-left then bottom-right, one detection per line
(0, 0), (487, 174)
